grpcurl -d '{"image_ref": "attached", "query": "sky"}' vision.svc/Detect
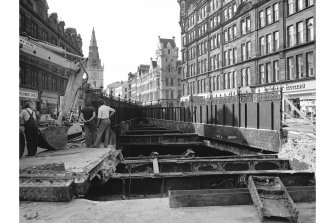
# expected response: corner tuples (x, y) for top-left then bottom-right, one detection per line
(47, 0), (182, 88)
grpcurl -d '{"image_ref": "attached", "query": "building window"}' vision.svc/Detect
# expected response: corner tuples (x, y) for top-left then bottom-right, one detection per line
(260, 37), (265, 55)
(247, 41), (251, 59)
(31, 22), (38, 38)
(259, 64), (265, 84)
(233, 25), (237, 39)
(266, 7), (272, 25)
(166, 78), (169, 86)
(224, 51), (228, 66)
(228, 27), (232, 42)
(306, 0), (314, 7)
(246, 67), (251, 86)
(223, 9), (228, 21)
(306, 52), (315, 77)
(52, 78), (57, 92)
(228, 6), (232, 19)
(171, 78), (174, 86)
(288, 0), (295, 15)
(287, 57), (294, 80)
(307, 18), (314, 41)
(31, 70), (38, 87)
(259, 11), (265, 28)
(246, 17), (251, 32)
(266, 63), (272, 83)
(229, 49), (233, 65)
(217, 75), (220, 90)
(232, 71), (236, 88)
(273, 61), (279, 82)
(241, 19), (246, 35)
(266, 34), (272, 54)
(241, 68), (246, 87)
(274, 31), (279, 51)
(241, 43), (246, 61)
(233, 3), (237, 15)
(43, 74), (48, 90)
(297, 22), (304, 44)
(233, 48), (237, 64)
(297, 0), (303, 11)
(42, 30), (48, 41)
(224, 30), (228, 43)
(296, 54), (304, 78)
(274, 3), (279, 22)
(287, 25), (295, 47)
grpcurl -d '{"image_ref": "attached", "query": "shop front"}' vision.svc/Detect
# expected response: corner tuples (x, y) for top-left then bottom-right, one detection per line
(19, 88), (39, 109)
(40, 92), (59, 120)
(255, 79), (316, 121)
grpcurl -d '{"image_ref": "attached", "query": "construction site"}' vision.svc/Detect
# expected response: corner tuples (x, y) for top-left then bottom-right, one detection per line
(17, 1), (317, 222)
(19, 46), (316, 222)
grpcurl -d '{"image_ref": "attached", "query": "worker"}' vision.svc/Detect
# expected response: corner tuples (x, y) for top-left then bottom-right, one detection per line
(20, 102), (38, 156)
(80, 101), (97, 148)
(93, 99), (115, 148)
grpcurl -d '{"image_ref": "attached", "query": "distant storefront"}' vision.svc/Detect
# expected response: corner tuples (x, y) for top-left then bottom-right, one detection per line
(19, 88), (39, 107)
(40, 91), (59, 116)
(255, 79), (316, 120)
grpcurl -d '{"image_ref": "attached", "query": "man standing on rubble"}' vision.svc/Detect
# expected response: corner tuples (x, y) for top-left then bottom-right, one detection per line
(20, 102), (38, 156)
(80, 101), (97, 148)
(93, 99), (115, 148)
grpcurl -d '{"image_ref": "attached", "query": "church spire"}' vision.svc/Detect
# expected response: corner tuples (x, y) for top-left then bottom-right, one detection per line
(90, 27), (97, 47)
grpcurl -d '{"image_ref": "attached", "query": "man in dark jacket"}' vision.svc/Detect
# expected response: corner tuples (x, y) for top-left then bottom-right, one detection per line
(80, 101), (97, 148)
(20, 102), (38, 156)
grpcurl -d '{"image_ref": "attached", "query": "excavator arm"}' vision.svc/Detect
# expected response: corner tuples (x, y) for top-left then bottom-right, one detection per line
(20, 35), (88, 124)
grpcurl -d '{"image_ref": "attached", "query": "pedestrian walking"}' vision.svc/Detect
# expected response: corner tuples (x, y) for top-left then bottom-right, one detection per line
(20, 102), (38, 156)
(80, 101), (97, 148)
(93, 100), (115, 148)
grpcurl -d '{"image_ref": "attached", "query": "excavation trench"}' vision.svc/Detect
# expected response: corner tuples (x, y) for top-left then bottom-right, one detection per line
(84, 123), (308, 201)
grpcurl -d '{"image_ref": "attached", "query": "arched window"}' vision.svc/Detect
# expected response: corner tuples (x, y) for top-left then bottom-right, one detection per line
(93, 81), (96, 87)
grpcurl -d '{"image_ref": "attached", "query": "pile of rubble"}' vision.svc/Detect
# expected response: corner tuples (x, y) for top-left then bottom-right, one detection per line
(279, 136), (316, 171)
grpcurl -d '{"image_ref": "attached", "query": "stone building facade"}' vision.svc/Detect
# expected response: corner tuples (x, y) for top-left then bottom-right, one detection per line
(19, 0), (83, 117)
(86, 28), (104, 90)
(178, 0), (315, 117)
(129, 37), (183, 106)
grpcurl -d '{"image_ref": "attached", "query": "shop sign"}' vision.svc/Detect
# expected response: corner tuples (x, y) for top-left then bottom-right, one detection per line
(256, 80), (315, 93)
(20, 90), (38, 99)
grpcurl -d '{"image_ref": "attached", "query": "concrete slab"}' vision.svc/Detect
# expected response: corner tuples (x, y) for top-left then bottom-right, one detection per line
(20, 147), (113, 174)
(19, 198), (315, 223)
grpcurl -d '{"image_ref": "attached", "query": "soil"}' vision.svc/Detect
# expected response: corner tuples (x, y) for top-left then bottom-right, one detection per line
(278, 136), (316, 171)
(19, 198), (315, 223)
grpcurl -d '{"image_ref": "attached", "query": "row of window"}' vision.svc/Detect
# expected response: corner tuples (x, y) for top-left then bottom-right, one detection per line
(223, 48), (237, 66)
(223, 24), (237, 44)
(183, 67), (251, 96)
(209, 53), (221, 71)
(288, 0), (314, 16)
(20, 67), (67, 93)
(287, 17), (314, 48)
(259, 3), (279, 28)
(209, 13), (221, 30)
(259, 31), (280, 56)
(287, 52), (315, 80)
(259, 61), (280, 84)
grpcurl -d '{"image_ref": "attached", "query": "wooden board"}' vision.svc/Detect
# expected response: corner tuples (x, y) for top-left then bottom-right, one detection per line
(168, 186), (315, 208)
(248, 176), (299, 222)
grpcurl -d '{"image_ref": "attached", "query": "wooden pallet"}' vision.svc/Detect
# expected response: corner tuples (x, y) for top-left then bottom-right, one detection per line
(248, 176), (299, 223)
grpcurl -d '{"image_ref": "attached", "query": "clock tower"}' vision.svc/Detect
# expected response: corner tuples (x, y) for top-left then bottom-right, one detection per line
(86, 27), (104, 89)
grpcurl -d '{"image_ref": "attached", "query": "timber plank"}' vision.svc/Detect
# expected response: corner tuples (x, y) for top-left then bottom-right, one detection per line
(168, 186), (315, 208)
(20, 178), (74, 202)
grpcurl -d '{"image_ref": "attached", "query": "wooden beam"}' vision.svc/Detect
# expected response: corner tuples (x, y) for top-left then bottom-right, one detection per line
(168, 186), (315, 208)
(153, 158), (160, 174)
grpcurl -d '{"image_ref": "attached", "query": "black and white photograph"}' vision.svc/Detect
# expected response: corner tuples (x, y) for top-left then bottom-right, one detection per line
(2, 0), (332, 222)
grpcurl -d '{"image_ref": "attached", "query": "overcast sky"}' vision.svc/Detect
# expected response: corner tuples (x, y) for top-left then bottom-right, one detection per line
(47, 0), (181, 87)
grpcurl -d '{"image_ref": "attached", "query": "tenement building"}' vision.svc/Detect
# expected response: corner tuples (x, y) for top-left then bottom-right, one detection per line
(86, 28), (104, 90)
(129, 37), (183, 106)
(177, 0), (315, 117)
(20, 0), (83, 118)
